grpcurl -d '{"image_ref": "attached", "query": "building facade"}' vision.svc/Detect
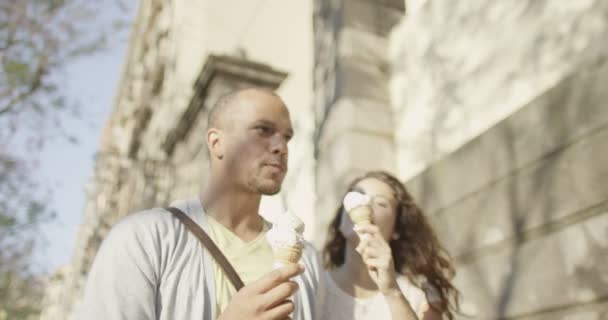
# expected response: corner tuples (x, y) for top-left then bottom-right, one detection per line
(42, 0), (608, 319)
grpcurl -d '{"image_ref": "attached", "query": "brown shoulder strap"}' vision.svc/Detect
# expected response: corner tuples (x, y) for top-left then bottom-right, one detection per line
(166, 206), (244, 291)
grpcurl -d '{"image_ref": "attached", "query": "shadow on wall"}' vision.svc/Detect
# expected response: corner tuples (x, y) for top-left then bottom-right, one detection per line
(571, 227), (608, 319)
(412, 57), (608, 319)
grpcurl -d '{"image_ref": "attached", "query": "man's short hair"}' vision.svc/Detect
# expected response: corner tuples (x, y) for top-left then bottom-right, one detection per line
(207, 91), (239, 129)
(206, 88), (280, 129)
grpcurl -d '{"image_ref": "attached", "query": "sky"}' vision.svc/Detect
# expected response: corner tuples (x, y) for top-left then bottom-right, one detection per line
(31, 2), (137, 273)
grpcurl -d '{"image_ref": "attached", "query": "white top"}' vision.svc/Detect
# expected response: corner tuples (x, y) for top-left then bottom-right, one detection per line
(76, 198), (322, 320)
(317, 270), (441, 320)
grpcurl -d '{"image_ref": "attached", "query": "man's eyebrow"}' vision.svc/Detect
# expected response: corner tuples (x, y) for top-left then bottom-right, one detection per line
(253, 119), (275, 126)
(254, 119), (294, 136)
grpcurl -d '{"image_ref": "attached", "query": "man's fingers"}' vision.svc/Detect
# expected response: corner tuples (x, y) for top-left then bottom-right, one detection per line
(265, 298), (295, 320)
(263, 280), (299, 310)
(248, 264), (303, 294)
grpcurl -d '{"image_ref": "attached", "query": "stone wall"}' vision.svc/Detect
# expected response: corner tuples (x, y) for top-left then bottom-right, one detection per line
(390, 0), (608, 180)
(391, 0), (608, 318)
(407, 59), (608, 319)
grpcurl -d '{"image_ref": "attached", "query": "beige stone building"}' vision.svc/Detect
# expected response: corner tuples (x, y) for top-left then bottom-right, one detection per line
(42, 0), (608, 319)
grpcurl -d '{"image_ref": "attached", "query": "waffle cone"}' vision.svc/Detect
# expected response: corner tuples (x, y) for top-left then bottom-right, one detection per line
(273, 244), (303, 265)
(348, 205), (372, 226)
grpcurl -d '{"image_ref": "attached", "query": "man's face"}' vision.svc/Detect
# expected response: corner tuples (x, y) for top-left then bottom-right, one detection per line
(220, 92), (293, 195)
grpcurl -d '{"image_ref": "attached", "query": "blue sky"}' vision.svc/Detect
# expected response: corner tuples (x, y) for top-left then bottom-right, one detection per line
(32, 2), (136, 273)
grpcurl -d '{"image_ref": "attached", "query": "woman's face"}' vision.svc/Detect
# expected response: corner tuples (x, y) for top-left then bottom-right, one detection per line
(338, 177), (399, 242)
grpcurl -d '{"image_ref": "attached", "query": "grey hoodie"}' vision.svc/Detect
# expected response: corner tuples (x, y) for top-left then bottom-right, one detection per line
(77, 198), (321, 320)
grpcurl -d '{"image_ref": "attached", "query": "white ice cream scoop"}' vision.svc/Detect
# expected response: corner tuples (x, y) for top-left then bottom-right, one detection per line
(266, 211), (305, 268)
(343, 191), (371, 211)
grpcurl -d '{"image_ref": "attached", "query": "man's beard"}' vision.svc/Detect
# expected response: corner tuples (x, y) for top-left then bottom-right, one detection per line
(258, 184), (282, 195)
(246, 173), (283, 195)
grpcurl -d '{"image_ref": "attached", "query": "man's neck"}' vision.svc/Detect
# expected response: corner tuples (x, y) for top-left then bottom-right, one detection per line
(200, 181), (263, 242)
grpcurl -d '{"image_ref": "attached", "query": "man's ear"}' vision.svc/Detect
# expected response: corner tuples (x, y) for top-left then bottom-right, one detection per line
(207, 128), (224, 159)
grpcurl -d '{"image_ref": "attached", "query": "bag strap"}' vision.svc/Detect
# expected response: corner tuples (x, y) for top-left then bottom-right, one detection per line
(166, 206), (244, 291)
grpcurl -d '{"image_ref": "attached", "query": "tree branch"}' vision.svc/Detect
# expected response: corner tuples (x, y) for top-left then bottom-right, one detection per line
(0, 56), (46, 115)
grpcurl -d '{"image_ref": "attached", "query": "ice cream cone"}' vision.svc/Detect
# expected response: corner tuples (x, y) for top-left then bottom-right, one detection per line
(273, 244), (303, 266)
(267, 211), (305, 269)
(343, 191), (373, 226)
(348, 205), (372, 226)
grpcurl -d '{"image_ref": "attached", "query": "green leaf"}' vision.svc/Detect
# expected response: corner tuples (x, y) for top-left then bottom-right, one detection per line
(3, 61), (31, 86)
(51, 96), (66, 109)
(26, 202), (45, 222)
(0, 213), (16, 227)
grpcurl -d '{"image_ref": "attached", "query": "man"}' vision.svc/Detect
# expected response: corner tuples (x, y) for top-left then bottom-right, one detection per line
(78, 88), (321, 319)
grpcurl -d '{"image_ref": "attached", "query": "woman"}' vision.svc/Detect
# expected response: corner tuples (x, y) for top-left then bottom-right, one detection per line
(320, 171), (459, 320)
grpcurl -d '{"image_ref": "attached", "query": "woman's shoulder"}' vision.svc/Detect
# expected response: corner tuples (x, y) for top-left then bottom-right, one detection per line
(396, 275), (424, 297)
(396, 275), (441, 313)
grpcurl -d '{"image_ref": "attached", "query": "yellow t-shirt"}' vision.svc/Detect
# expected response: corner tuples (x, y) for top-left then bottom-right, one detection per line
(207, 216), (273, 316)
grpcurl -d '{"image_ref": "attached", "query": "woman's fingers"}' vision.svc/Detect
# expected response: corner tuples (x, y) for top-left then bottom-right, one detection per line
(354, 224), (380, 235)
(355, 231), (393, 272)
(360, 243), (380, 259)
(354, 225), (385, 249)
(356, 232), (388, 255)
(355, 234), (370, 253)
(356, 239), (384, 257)
(362, 256), (392, 269)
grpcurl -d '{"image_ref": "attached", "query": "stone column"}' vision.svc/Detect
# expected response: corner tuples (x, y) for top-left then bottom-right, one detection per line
(312, 0), (405, 246)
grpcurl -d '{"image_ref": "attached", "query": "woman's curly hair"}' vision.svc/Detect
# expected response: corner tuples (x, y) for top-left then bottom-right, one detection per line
(323, 171), (460, 319)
